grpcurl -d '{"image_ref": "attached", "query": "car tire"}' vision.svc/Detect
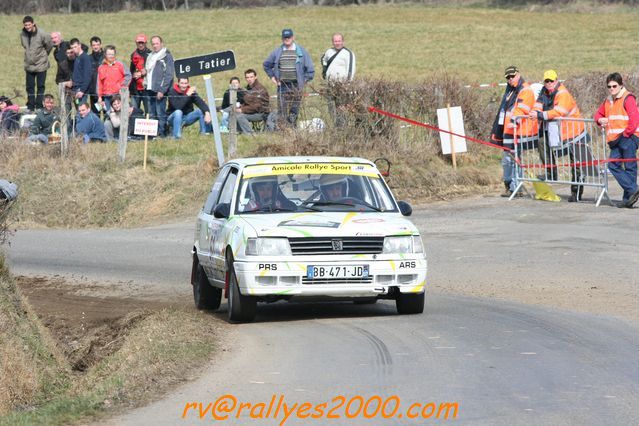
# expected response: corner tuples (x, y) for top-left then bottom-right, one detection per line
(227, 254), (257, 323)
(395, 292), (425, 315)
(193, 264), (222, 311)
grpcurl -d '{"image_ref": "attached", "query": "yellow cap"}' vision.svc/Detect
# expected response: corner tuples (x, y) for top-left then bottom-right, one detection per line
(543, 70), (558, 81)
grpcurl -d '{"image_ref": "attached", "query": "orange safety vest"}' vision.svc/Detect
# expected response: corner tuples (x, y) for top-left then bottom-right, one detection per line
(533, 83), (585, 142)
(602, 89), (639, 142)
(505, 82), (538, 141)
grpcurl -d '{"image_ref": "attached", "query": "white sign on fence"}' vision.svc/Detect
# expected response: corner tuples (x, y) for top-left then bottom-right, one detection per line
(436, 106), (468, 155)
(134, 118), (159, 136)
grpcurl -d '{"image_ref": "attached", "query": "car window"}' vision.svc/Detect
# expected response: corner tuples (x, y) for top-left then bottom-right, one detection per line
(235, 163), (398, 214)
(203, 166), (230, 215)
(218, 168), (238, 205)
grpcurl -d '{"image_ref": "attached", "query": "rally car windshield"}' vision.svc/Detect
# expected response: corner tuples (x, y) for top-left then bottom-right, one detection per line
(235, 165), (397, 214)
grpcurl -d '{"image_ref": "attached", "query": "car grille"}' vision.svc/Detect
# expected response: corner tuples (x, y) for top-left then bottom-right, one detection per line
(288, 237), (384, 255)
(302, 277), (374, 285)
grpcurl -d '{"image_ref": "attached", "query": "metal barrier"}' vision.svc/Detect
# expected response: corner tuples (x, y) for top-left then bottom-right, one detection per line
(512, 116), (611, 206)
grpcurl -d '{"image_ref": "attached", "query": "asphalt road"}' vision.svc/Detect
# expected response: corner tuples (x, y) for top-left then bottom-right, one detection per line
(6, 195), (639, 425)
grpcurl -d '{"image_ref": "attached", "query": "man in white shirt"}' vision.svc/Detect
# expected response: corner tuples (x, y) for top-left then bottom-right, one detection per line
(321, 33), (356, 127)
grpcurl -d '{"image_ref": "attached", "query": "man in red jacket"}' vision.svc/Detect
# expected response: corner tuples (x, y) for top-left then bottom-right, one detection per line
(97, 45), (131, 113)
(129, 34), (151, 115)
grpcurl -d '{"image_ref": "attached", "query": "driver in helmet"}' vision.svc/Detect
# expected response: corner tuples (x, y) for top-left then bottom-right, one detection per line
(246, 175), (295, 211)
(319, 174), (349, 201)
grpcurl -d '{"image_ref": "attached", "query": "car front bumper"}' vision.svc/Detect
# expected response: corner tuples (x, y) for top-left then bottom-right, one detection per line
(234, 258), (427, 298)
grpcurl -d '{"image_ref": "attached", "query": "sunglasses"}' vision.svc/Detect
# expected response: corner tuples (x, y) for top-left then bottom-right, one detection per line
(544, 79), (555, 83)
(505, 75), (516, 80)
(607, 84), (619, 89)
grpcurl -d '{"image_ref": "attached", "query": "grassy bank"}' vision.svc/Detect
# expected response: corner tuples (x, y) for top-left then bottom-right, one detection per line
(1, 4), (639, 100)
(0, 254), (221, 424)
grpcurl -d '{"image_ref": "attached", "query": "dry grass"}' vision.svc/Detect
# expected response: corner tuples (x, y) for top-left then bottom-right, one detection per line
(0, 262), (221, 424)
(0, 260), (68, 417)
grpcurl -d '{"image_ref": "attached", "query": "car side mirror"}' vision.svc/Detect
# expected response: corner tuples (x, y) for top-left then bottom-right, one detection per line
(397, 201), (412, 216)
(213, 203), (230, 219)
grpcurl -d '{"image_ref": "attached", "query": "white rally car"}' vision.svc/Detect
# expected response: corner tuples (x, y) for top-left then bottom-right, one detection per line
(191, 156), (427, 322)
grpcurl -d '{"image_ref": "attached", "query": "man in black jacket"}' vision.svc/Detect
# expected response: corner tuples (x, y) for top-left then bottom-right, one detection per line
(70, 38), (92, 109)
(166, 77), (212, 139)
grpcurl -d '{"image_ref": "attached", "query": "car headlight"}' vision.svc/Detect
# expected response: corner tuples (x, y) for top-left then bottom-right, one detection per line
(413, 235), (424, 254)
(383, 236), (413, 254)
(245, 238), (292, 256)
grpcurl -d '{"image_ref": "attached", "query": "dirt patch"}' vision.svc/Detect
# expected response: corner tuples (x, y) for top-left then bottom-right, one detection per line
(15, 276), (182, 372)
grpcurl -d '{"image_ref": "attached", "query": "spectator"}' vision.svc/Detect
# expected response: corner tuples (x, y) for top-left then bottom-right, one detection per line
(71, 38), (92, 108)
(321, 33), (356, 127)
(104, 94), (143, 141)
(28, 94), (59, 144)
(20, 16), (52, 112)
(145, 35), (174, 137)
(166, 77), (212, 139)
(89, 36), (104, 113)
(219, 76), (244, 133)
(97, 45), (132, 112)
(263, 28), (314, 128)
(531, 70), (588, 202)
(236, 69), (271, 134)
(490, 66), (539, 197)
(594, 72), (639, 208)
(0, 96), (21, 136)
(75, 102), (106, 143)
(55, 44), (77, 112)
(129, 33), (151, 114)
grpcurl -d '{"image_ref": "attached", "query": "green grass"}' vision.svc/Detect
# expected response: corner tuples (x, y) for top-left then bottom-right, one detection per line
(1, 4), (639, 104)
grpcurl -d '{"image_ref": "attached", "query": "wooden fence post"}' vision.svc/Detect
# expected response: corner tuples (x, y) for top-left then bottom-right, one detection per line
(118, 88), (130, 162)
(228, 87), (237, 159)
(58, 83), (69, 158)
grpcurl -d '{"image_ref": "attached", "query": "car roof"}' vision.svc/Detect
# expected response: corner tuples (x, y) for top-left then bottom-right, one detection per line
(225, 156), (376, 168)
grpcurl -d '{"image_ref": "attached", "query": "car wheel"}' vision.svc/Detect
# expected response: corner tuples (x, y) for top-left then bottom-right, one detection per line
(395, 292), (425, 315)
(227, 254), (257, 323)
(193, 264), (222, 311)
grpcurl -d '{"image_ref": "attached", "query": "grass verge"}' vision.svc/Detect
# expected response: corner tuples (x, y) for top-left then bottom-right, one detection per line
(0, 256), (220, 425)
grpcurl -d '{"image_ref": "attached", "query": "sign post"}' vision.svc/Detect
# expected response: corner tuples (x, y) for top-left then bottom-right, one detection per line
(436, 105), (467, 168)
(175, 50), (236, 167)
(134, 115), (158, 170)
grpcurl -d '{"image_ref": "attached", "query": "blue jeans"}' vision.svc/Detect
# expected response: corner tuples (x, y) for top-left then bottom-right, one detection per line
(608, 135), (638, 201)
(148, 92), (168, 136)
(277, 81), (302, 127)
(168, 109), (209, 138)
(501, 142), (522, 192)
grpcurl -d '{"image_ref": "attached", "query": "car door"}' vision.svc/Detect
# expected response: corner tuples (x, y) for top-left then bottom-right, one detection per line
(197, 166), (230, 272)
(210, 166), (239, 282)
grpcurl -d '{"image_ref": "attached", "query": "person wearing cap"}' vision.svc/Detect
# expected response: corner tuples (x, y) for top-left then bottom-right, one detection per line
(263, 28), (315, 128)
(20, 16), (52, 112)
(530, 70), (588, 202)
(144, 35), (174, 137)
(490, 66), (539, 197)
(594, 72), (639, 208)
(130, 33), (151, 114)
(321, 32), (356, 127)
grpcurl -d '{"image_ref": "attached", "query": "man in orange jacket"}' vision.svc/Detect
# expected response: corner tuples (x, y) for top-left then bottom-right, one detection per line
(491, 65), (539, 197)
(531, 70), (588, 202)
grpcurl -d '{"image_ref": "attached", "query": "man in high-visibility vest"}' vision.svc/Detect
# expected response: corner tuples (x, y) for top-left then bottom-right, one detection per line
(531, 70), (588, 202)
(594, 72), (639, 208)
(491, 65), (539, 197)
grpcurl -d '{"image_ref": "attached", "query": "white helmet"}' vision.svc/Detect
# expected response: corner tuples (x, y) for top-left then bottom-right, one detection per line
(319, 174), (349, 199)
(249, 175), (278, 204)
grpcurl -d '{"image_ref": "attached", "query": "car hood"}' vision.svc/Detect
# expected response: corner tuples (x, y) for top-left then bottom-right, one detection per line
(238, 211), (418, 238)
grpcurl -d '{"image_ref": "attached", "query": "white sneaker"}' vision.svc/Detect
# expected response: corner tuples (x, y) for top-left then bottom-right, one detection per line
(219, 126), (229, 133)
